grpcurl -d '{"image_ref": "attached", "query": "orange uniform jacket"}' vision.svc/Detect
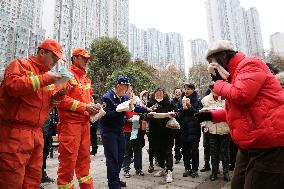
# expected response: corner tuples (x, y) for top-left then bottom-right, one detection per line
(0, 56), (64, 128)
(57, 64), (93, 123)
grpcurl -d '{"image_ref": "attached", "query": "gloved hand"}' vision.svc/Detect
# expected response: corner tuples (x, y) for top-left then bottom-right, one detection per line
(194, 111), (213, 122)
(211, 69), (223, 82)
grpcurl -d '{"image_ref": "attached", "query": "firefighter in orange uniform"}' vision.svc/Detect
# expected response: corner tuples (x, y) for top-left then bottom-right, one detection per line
(0, 39), (68, 189)
(56, 48), (100, 189)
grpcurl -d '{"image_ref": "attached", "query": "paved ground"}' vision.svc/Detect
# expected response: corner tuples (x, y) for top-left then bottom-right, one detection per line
(40, 139), (232, 189)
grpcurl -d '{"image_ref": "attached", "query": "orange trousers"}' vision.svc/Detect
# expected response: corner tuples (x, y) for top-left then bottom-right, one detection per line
(0, 124), (43, 189)
(57, 122), (94, 189)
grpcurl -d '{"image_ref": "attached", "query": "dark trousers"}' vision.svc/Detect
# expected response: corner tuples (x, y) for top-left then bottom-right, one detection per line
(152, 130), (174, 171)
(90, 123), (98, 154)
(122, 133), (142, 172)
(203, 132), (210, 166)
(155, 145), (173, 171)
(146, 132), (154, 166)
(183, 137), (200, 171)
(102, 132), (125, 189)
(229, 137), (238, 167)
(173, 130), (182, 161)
(231, 148), (284, 189)
(208, 133), (230, 174)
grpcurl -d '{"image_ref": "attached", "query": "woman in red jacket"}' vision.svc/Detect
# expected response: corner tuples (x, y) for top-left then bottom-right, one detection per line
(195, 40), (284, 189)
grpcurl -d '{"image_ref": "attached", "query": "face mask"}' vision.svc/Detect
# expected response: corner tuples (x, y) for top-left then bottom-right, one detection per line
(143, 97), (148, 102)
(155, 98), (163, 102)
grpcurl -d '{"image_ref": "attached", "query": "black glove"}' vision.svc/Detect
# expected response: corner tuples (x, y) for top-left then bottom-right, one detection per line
(211, 69), (223, 82)
(194, 112), (213, 122)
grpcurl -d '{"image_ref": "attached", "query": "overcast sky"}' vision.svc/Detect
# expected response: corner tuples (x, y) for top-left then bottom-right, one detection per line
(43, 0), (284, 50)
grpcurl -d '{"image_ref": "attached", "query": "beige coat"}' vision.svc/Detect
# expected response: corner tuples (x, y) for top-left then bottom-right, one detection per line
(201, 93), (230, 135)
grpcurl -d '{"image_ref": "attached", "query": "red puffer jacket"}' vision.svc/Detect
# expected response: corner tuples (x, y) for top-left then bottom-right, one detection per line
(212, 52), (284, 149)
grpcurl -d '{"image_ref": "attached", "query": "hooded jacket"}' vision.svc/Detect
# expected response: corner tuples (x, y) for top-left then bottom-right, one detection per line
(212, 52), (284, 149)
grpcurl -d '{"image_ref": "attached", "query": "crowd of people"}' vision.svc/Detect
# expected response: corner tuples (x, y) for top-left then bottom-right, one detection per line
(0, 38), (284, 189)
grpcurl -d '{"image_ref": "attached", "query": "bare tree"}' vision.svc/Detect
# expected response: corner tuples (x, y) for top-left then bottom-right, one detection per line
(188, 64), (211, 98)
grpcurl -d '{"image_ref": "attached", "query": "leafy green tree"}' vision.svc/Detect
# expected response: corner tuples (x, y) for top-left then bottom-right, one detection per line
(88, 37), (131, 95)
(106, 66), (156, 95)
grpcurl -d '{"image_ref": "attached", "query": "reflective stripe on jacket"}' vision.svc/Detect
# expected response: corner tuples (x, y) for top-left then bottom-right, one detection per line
(0, 56), (63, 128)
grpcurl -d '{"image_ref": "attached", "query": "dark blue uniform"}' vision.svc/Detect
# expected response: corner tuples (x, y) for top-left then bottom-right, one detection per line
(101, 88), (148, 189)
(100, 89), (128, 189)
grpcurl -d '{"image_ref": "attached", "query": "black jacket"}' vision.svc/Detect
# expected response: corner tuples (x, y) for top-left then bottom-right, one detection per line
(179, 91), (202, 141)
(147, 99), (176, 149)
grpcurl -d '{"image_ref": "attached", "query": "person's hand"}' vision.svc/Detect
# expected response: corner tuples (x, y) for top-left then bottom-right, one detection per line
(47, 71), (62, 82)
(56, 86), (71, 96)
(194, 111), (213, 122)
(146, 107), (153, 112)
(202, 126), (209, 133)
(169, 112), (176, 118)
(86, 103), (101, 114)
(211, 69), (223, 82)
(147, 113), (154, 118)
(186, 101), (191, 108)
(150, 103), (158, 111)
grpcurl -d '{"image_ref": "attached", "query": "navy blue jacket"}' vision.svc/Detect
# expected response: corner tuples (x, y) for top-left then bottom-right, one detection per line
(100, 89), (148, 134)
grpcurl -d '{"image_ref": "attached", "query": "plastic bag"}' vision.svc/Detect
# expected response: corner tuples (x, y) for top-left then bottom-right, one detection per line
(90, 108), (106, 123)
(165, 118), (180, 129)
(130, 115), (140, 140)
(55, 68), (73, 86)
(116, 100), (134, 112)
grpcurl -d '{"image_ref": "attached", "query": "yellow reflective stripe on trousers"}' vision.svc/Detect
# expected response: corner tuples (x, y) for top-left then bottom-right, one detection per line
(70, 100), (79, 111)
(29, 74), (40, 91)
(78, 175), (92, 184)
(58, 180), (74, 189)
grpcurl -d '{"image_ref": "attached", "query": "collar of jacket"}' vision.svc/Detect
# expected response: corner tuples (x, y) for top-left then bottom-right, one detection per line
(29, 56), (49, 72)
(70, 64), (86, 77)
(228, 52), (246, 76)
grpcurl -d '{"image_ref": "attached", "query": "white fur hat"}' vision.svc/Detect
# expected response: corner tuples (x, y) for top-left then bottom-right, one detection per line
(205, 40), (236, 60)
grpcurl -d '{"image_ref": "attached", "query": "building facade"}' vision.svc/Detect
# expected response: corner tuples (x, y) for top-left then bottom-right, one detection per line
(129, 24), (185, 70)
(53, 0), (129, 65)
(186, 39), (208, 68)
(205, 0), (264, 57)
(270, 32), (284, 56)
(0, 0), (45, 69)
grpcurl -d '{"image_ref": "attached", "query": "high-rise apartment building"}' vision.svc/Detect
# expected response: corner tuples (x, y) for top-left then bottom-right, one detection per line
(270, 32), (284, 55)
(0, 0), (45, 69)
(243, 7), (264, 57)
(129, 24), (185, 70)
(205, 0), (264, 57)
(54, 0), (129, 64)
(186, 39), (208, 67)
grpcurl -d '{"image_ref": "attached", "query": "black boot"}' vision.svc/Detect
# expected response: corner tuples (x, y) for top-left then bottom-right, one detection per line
(200, 163), (211, 172)
(223, 172), (230, 181)
(210, 172), (218, 181)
